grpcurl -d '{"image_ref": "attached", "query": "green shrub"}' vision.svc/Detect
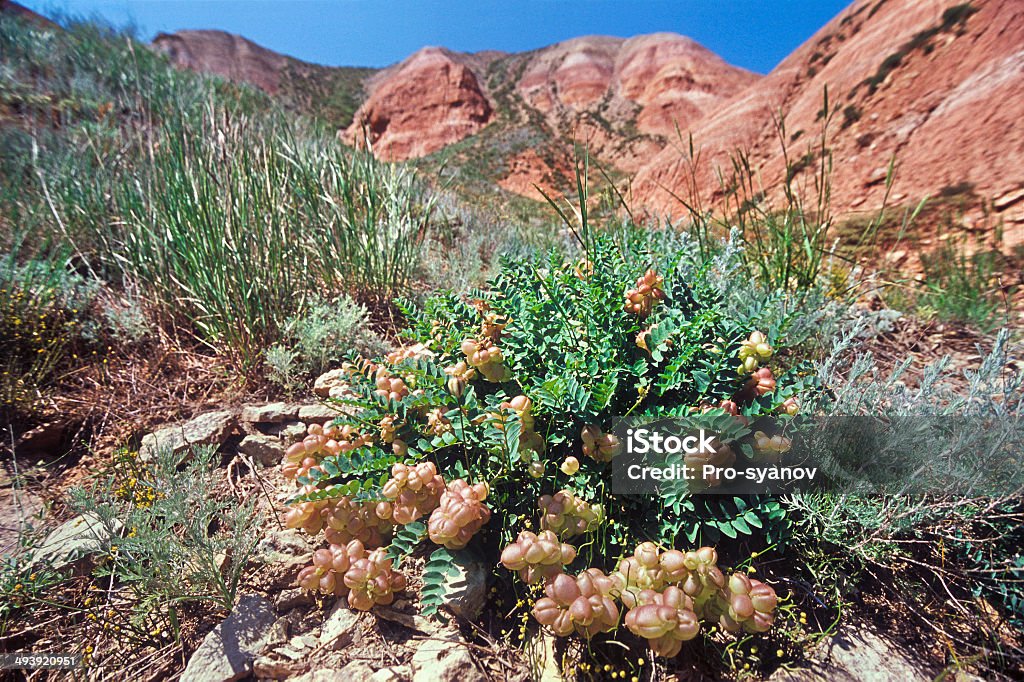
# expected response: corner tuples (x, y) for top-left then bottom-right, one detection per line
(67, 445), (262, 642)
(266, 294), (386, 394)
(0, 246), (96, 415)
(275, 227), (824, 657)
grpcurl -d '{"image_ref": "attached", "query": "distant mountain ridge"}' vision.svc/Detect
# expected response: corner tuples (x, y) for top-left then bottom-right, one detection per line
(148, 0), (1024, 248)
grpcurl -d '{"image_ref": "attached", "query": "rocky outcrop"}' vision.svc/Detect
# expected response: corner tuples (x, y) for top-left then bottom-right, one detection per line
(512, 33), (758, 175)
(518, 33), (758, 137)
(632, 0), (1024, 225)
(343, 47), (493, 160)
(0, 0), (58, 28)
(152, 30), (291, 93)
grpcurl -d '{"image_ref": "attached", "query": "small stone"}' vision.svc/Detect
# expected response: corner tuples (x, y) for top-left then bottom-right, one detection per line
(372, 667), (410, 682)
(14, 421), (67, 454)
(262, 618), (290, 650)
(274, 588), (312, 613)
(411, 630), (484, 682)
(994, 187), (1024, 211)
(260, 528), (314, 555)
(320, 600), (361, 649)
(252, 656), (308, 680)
(288, 635), (312, 650)
(237, 434), (286, 467)
(440, 553), (488, 620)
(271, 422), (308, 443)
(297, 403), (341, 424)
(32, 513), (120, 571)
(273, 647), (305, 661)
(314, 369), (346, 398)
(340, 661), (377, 682)
(139, 410), (237, 462)
(181, 595), (275, 682)
(241, 403), (300, 424)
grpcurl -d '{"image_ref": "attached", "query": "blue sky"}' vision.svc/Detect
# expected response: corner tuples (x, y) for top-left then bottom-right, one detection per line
(28, 1), (852, 74)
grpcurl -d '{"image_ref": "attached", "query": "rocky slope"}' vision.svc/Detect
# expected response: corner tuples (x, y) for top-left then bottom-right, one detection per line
(342, 47), (495, 160)
(153, 30), (291, 93)
(151, 29), (375, 128)
(631, 0), (1024, 246)
(149, 2), (1024, 244)
(149, 29), (757, 191)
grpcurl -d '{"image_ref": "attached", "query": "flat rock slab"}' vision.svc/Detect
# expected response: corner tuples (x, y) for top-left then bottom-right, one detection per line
(411, 630), (485, 682)
(181, 595), (276, 682)
(240, 403), (300, 424)
(32, 513), (118, 571)
(769, 629), (930, 682)
(297, 404), (342, 424)
(237, 434), (286, 467)
(140, 410), (238, 461)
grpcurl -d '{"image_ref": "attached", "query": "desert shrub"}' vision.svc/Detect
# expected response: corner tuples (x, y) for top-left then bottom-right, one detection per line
(266, 294), (386, 394)
(786, 327), (1024, 674)
(0, 245), (97, 415)
(277, 229), (823, 662)
(66, 445), (262, 641)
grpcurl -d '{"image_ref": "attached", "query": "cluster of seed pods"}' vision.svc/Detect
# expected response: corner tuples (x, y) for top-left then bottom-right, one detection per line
(375, 462), (445, 525)
(538, 490), (604, 538)
(480, 312), (507, 341)
(282, 423), (368, 480)
(296, 539), (406, 611)
(532, 569), (620, 638)
(373, 367), (411, 402)
(613, 542), (702, 608)
(511, 539), (778, 659)
(623, 586), (701, 658)
(427, 479), (491, 549)
(737, 331), (773, 374)
(500, 530), (578, 584)
(624, 269), (665, 317)
(747, 367), (777, 396)
(752, 430), (792, 463)
(322, 496), (393, 548)
(712, 573), (778, 634)
(461, 337), (512, 382)
(282, 487), (331, 535)
(581, 424), (622, 462)
(426, 408), (452, 436)
(443, 360), (476, 397)
(385, 342), (433, 366)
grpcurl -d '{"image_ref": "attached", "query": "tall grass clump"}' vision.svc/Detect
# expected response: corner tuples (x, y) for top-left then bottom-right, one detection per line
(1, 14), (438, 379)
(288, 138), (438, 297)
(111, 113), (434, 373)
